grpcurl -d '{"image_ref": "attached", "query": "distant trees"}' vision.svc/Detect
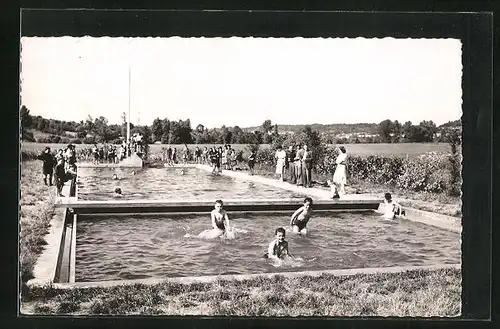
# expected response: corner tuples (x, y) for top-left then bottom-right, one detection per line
(19, 104), (460, 145)
(377, 119), (440, 143)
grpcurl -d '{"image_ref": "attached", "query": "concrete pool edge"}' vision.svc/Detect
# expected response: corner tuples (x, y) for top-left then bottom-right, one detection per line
(28, 182), (74, 287)
(373, 205), (462, 234)
(49, 263), (461, 289)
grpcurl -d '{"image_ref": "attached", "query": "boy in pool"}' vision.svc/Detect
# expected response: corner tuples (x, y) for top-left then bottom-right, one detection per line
(114, 187), (122, 197)
(264, 227), (293, 260)
(380, 192), (405, 219)
(290, 197), (313, 235)
(198, 200), (232, 239)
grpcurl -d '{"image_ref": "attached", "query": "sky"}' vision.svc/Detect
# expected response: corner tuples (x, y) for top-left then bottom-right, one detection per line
(20, 37), (463, 129)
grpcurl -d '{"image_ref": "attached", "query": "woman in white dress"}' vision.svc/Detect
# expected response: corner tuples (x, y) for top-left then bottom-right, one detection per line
(330, 146), (348, 198)
(275, 146), (287, 181)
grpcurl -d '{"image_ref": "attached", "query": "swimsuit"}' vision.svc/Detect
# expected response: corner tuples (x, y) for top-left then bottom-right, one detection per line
(268, 241), (288, 259)
(214, 213), (225, 231)
(292, 210), (310, 230)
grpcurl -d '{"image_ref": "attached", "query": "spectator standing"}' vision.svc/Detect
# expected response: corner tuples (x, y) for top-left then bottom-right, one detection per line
(302, 145), (313, 188)
(286, 145), (296, 184)
(37, 146), (55, 186)
(295, 144), (304, 186)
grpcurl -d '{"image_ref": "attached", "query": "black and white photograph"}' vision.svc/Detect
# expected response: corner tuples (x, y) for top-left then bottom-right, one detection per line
(17, 10), (491, 319)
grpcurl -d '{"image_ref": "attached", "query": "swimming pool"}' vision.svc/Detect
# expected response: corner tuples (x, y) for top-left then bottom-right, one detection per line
(75, 211), (461, 282)
(76, 167), (306, 201)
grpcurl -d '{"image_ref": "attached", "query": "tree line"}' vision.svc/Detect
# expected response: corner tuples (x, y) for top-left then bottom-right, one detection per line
(20, 105), (460, 145)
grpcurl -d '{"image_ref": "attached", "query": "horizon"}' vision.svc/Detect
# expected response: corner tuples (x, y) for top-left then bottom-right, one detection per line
(23, 112), (460, 130)
(20, 37), (463, 128)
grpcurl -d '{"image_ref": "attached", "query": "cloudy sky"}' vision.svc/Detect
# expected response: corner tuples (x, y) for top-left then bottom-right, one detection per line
(20, 37), (462, 129)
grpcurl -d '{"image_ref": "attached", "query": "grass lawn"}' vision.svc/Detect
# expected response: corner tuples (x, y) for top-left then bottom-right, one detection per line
(20, 160), (57, 283)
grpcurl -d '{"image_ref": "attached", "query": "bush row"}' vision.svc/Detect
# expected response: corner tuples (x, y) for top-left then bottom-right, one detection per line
(255, 148), (461, 195)
(35, 135), (123, 145)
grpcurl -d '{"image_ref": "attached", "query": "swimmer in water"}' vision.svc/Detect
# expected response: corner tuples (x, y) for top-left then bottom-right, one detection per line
(210, 199), (231, 238)
(180, 169), (185, 175)
(199, 200), (232, 239)
(264, 227), (293, 260)
(114, 187), (122, 197)
(131, 170), (136, 175)
(380, 192), (405, 219)
(290, 197), (313, 235)
(112, 173), (119, 180)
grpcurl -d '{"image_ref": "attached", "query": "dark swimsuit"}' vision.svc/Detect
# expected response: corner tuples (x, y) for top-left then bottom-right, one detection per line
(292, 214), (310, 231)
(214, 215), (225, 231)
(263, 241), (288, 259)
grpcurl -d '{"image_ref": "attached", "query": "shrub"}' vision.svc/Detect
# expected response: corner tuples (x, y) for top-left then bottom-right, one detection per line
(396, 152), (448, 192)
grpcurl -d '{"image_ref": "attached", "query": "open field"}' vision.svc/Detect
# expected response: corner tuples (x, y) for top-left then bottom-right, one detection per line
(22, 142), (452, 157)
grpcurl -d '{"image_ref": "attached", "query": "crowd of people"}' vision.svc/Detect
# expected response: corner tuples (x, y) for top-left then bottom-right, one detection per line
(35, 141), (404, 219)
(162, 144), (244, 173)
(36, 145), (77, 197)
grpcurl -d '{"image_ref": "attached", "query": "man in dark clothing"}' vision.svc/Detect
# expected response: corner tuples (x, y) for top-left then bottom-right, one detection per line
(37, 147), (55, 186)
(54, 158), (75, 197)
(286, 145), (296, 184)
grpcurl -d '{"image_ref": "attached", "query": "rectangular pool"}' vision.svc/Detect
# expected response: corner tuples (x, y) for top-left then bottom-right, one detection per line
(75, 211), (461, 282)
(76, 167), (306, 201)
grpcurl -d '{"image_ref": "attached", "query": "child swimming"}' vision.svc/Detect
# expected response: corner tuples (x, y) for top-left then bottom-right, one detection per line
(264, 227), (293, 260)
(380, 192), (405, 219)
(114, 187), (122, 197)
(290, 197), (313, 235)
(198, 200), (233, 239)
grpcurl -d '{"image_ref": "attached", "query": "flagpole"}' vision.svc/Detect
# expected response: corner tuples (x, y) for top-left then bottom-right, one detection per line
(127, 67), (131, 147)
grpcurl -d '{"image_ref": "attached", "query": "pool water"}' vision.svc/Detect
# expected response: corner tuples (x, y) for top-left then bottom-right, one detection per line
(76, 211), (461, 282)
(76, 167), (306, 201)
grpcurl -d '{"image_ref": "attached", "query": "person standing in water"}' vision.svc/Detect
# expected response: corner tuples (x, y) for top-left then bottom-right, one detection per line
(197, 200), (233, 239)
(264, 227), (293, 260)
(290, 197), (313, 235)
(380, 192), (405, 219)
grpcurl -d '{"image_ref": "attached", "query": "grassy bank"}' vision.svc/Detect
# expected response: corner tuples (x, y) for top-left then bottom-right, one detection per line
(20, 160), (57, 283)
(21, 267), (460, 316)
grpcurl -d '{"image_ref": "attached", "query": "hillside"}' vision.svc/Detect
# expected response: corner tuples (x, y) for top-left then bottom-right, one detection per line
(242, 123), (380, 134)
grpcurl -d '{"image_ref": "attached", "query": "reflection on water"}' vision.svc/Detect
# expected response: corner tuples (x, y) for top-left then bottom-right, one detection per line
(76, 211), (461, 282)
(77, 167), (305, 200)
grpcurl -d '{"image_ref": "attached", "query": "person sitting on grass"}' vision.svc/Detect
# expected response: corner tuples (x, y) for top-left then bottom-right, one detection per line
(380, 192), (405, 219)
(264, 227), (293, 260)
(198, 200), (233, 239)
(290, 197), (313, 235)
